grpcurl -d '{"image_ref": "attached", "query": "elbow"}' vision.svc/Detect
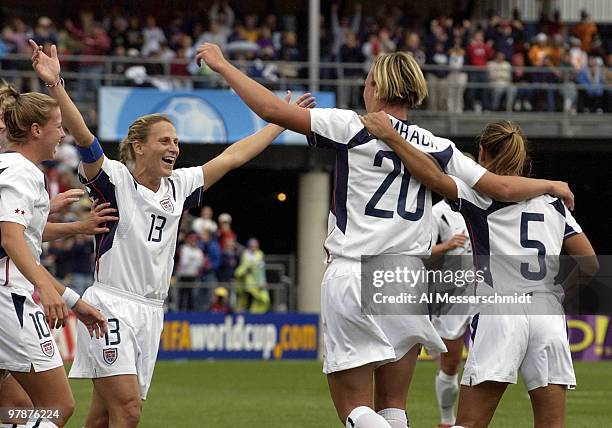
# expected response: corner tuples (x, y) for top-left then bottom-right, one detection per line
(580, 256), (600, 277)
(491, 182), (513, 202)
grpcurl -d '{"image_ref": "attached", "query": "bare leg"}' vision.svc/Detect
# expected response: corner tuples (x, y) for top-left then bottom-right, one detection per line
(84, 385), (110, 428)
(455, 382), (508, 428)
(327, 363), (376, 424)
(11, 367), (75, 427)
(88, 375), (141, 428)
(529, 384), (566, 428)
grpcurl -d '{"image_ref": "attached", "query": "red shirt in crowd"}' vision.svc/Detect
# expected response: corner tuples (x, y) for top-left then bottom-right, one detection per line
(467, 41), (494, 67)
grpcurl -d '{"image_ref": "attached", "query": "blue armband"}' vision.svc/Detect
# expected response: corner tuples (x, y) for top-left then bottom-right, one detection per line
(77, 137), (104, 163)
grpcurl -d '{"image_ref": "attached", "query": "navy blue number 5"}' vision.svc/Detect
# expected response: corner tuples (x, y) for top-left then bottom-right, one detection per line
(520, 212), (546, 280)
(365, 150), (426, 220)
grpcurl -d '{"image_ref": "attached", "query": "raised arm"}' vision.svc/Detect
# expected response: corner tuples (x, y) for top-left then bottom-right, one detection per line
(195, 43), (312, 135)
(360, 112), (575, 209)
(202, 92), (315, 190)
(29, 40), (102, 179)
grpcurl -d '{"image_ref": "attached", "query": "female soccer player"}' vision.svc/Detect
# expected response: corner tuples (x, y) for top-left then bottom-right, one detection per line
(30, 40), (315, 428)
(360, 115), (596, 428)
(195, 43), (575, 428)
(0, 85), (108, 428)
(0, 84), (117, 426)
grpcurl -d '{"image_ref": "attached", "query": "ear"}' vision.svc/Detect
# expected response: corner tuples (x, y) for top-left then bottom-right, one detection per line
(132, 141), (144, 156)
(30, 122), (41, 138)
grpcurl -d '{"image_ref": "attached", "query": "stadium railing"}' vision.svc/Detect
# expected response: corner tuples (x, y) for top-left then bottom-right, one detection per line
(3, 53), (611, 138)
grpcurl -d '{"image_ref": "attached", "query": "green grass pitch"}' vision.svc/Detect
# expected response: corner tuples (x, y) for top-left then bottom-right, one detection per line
(66, 360), (611, 427)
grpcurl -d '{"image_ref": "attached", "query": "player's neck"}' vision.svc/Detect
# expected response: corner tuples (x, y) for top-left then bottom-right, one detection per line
(10, 143), (43, 165)
(377, 104), (407, 120)
(132, 167), (162, 192)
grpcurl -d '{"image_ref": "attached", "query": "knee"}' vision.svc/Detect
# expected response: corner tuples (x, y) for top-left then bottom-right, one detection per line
(87, 414), (110, 428)
(440, 356), (461, 375)
(113, 398), (142, 427)
(58, 398), (76, 426)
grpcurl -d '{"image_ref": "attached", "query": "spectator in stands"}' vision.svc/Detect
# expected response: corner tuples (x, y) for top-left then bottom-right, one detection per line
(493, 21), (515, 61)
(568, 36), (588, 71)
(447, 43), (468, 113)
(331, 2), (362, 59)
(176, 232), (206, 311)
(68, 233), (94, 296)
(511, 51), (533, 111)
(31, 16), (58, 48)
(235, 238), (269, 313)
(218, 212), (236, 249)
(426, 41), (449, 111)
(572, 10), (598, 52)
(466, 30), (494, 111)
(209, 286), (232, 314)
(605, 54), (612, 112)
(257, 26), (277, 59)
(217, 236), (241, 282)
(243, 15), (259, 43)
(141, 16), (167, 57)
(209, 0), (235, 40)
(340, 31), (365, 107)
(108, 15), (129, 51)
(195, 20), (228, 54)
(549, 34), (565, 66)
(124, 16), (144, 52)
(576, 56), (604, 113)
(488, 51), (513, 111)
(278, 31), (302, 81)
(399, 32), (425, 66)
(192, 206), (218, 236)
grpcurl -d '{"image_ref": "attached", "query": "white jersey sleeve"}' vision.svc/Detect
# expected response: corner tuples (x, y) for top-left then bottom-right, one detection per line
(0, 167), (37, 228)
(448, 175), (493, 210)
(308, 108), (370, 149)
(441, 143), (487, 187)
(168, 166), (205, 210)
(78, 153), (131, 205)
(563, 205), (582, 239)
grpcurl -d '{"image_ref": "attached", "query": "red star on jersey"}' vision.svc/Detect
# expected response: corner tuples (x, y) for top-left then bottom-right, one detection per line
(14, 208), (25, 215)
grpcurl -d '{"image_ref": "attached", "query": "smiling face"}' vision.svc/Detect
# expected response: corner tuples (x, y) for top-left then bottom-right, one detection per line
(35, 106), (65, 161)
(133, 120), (179, 178)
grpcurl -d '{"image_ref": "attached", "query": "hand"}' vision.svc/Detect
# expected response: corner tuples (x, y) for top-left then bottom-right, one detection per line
(49, 189), (85, 214)
(549, 181), (574, 211)
(29, 39), (61, 85)
(73, 299), (108, 339)
(38, 283), (69, 329)
(78, 200), (119, 235)
(444, 233), (469, 250)
(286, 91), (316, 109)
(195, 43), (228, 72)
(359, 111), (396, 141)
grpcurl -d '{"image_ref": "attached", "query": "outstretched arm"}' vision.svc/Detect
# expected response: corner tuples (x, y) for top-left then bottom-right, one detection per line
(195, 43), (312, 135)
(29, 40), (102, 179)
(202, 92), (315, 190)
(360, 112), (575, 209)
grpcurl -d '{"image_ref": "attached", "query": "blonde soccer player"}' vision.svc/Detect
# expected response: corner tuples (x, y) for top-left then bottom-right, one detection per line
(30, 40), (315, 427)
(361, 115), (596, 428)
(0, 85), (107, 428)
(195, 43), (575, 428)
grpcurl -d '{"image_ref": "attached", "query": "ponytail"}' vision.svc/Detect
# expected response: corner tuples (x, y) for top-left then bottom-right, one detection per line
(478, 120), (531, 177)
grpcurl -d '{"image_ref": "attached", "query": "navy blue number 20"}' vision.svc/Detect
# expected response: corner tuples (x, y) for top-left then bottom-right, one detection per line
(147, 214), (167, 242)
(365, 150), (426, 220)
(520, 212), (547, 280)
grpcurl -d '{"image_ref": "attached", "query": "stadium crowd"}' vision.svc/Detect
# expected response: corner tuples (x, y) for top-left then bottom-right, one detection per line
(39, 139), (267, 313)
(1, 2), (611, 113)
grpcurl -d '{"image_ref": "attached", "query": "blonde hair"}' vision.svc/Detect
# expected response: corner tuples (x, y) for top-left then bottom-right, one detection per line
(478, 120), (530, 176)
(0, 85), (58, 144)
(370, 52), (428, 109)
(118, 113), (172, 165)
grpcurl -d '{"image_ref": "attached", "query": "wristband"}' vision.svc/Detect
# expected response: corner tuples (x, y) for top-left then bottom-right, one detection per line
(62, 287), (80, 309)
(45, 76), (64, 88)
(77, 137), (104, 163)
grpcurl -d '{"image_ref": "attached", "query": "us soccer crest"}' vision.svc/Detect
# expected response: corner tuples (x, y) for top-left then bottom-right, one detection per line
(103, 348), (118, 365)
(160, 197), (174, 213)
(40, 340), (54, 357)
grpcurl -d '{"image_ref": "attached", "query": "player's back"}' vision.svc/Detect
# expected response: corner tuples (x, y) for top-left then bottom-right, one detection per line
(450, 176), (581, 296)
(308, 108), (486, 260)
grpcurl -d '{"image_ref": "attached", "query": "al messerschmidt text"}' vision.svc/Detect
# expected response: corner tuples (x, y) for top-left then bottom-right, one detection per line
(372, 292), (533, 304)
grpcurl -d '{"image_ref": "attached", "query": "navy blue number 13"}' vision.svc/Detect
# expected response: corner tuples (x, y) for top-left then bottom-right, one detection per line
(365, 150), (426, 220)
(147, 214), (167, 242)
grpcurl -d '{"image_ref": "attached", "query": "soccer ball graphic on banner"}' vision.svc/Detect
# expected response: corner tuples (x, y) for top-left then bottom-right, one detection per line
(156, 96), (227, 143)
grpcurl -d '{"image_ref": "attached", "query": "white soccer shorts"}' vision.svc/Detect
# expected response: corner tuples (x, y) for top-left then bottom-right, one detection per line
(0, 289), (63, 373)
(69, 283), (164, 399)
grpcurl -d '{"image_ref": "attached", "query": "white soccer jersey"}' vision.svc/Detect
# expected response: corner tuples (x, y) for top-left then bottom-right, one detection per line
(0, 152), (49, 295)
(308, 108), (487, 260)
(449, 176), (582, 296)
(79, 149), (204, 300)
(432, 200), (472, 256)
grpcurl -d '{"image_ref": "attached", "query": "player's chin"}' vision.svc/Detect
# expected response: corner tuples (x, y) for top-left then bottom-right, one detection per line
(160, 162), (174, 176)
